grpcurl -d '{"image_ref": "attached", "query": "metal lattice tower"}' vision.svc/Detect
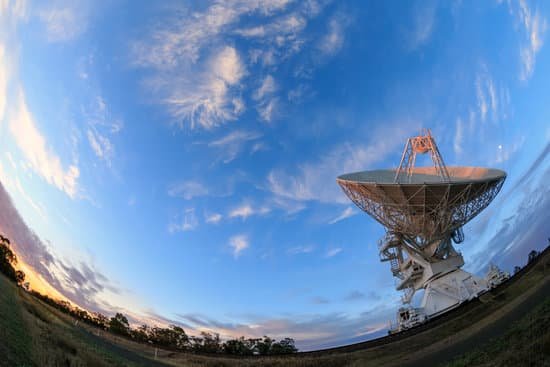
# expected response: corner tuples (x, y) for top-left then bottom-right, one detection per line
(395, 129), (450, 183)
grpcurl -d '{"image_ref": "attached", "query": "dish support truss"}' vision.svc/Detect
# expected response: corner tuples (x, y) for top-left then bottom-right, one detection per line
(395, 128), (450, 183)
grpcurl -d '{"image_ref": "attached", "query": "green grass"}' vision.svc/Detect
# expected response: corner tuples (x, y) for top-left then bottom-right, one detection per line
(0, 273), (164, 367)
(443, 297), (550, 367)
(0, 272), (33, 367)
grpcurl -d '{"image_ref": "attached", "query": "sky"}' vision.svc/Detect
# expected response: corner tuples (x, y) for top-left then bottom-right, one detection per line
(0, 0), (549, 351)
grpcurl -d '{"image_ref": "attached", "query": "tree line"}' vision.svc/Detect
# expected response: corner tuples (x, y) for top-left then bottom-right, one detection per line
(0, 233), (298, 355)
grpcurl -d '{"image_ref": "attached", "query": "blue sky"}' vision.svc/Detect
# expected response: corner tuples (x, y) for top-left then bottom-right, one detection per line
(0, 0), (549, 350)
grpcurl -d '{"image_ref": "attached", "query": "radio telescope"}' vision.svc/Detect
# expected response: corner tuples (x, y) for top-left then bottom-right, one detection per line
(337, 129), (506, 330)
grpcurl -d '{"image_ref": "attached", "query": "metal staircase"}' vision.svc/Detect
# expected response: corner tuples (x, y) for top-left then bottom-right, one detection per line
(378, 233), (403, 279)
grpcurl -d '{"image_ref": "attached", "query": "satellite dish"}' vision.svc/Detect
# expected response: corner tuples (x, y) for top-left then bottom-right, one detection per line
(337, 129), (506, 331)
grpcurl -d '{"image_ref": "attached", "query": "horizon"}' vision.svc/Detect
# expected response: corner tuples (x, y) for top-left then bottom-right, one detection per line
(0, 0), (549, 351)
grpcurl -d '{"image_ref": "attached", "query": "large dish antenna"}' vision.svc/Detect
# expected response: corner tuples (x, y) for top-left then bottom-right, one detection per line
(337, 130), (506, 330)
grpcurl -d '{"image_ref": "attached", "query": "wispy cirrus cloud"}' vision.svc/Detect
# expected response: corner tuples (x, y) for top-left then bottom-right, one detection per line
(325, 247), (342, 258)
(508, 0), (548, 81)
(130, 1), (291, 129)
(168, 208), (199, 233)
(253, 75), (278, 122)
(131, 1), (341, 129)
(168, 180), (209, 200)
(132, 1), (293, 68)
(407, 1), (437, 50)
(318, 12), (350, 56)
(84, 96), (123, 167)
(453, 117), (464, 155)
(474, 67), (509, 124)
(328, 206), (356, 224)
(208, 130), (262, 163)
(267, 124), (416, 204)
(87, 129), (113, 166)
(150, 46), (247, 130)
(37, 2), (90, 43)
(228, 202), (270, 220)
(205, 212), (223, 224)
(8, 88), (80, 198)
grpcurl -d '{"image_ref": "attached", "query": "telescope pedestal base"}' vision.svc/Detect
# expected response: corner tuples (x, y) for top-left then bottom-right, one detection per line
(420, 268), (487, 317)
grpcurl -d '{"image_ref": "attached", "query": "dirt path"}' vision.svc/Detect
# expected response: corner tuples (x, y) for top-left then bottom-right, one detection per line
(72, 326), (171, 367)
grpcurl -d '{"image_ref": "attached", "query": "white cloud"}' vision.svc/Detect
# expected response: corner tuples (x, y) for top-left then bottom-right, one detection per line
(408, 1), (437, 50)
(132, 1), (329, 127)
(0, 0), (27, 21)
(325, 247), (342, 258)
(474, 68), (509, 124)
(253, 75), (277, 100)
(512, 0), (548, 81)
(318, 14), (349, 56)
(287, 83), (312, 104)
(15, 176), (47, 220)
(87, 129), (114, 166)
(132, 1), (292, 68)
(38, 3), (88, 42)
(454, 117), (463, 155)
(267, 124), (415, 204)
(229, 203), (270, 220)
(229, 234), (249, 258)
(251, 141), (268, 154)
(9, 89), (79, 198)
(475, 74), (488, 123)
(236, 12), (307, 43)
(208, 130), (262, 163)
(212, 46), (246, 85)
(84, 95), (122, 166)
(159, 46), (247, 130)
(205, 212), (222, 224)
(269, 196), (306, 215)
(229, 204), (254, 220)
(168, 181), (209, 200)
(257, 97), (278, 122)
(328, 206), (356, 224)
(168, 208), (199, 233)
(253, 75), (278, 123)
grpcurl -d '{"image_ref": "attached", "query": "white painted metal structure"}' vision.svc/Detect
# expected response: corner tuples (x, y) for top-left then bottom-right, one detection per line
(337, 130), (506, 331)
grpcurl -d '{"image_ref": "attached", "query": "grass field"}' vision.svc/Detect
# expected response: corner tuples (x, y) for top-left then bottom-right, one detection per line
(1, 249), (549, 367)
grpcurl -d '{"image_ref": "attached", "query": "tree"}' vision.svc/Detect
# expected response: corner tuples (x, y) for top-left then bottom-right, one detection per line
(256, 336), (274, 355)
(109, 313), (130, 336)
(93, 313), (109, 329)
(131, 324), (150, 343)
(270, 338), (298, 354)
(0, 234), (24, 284)
(15, 270), (25, 284)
